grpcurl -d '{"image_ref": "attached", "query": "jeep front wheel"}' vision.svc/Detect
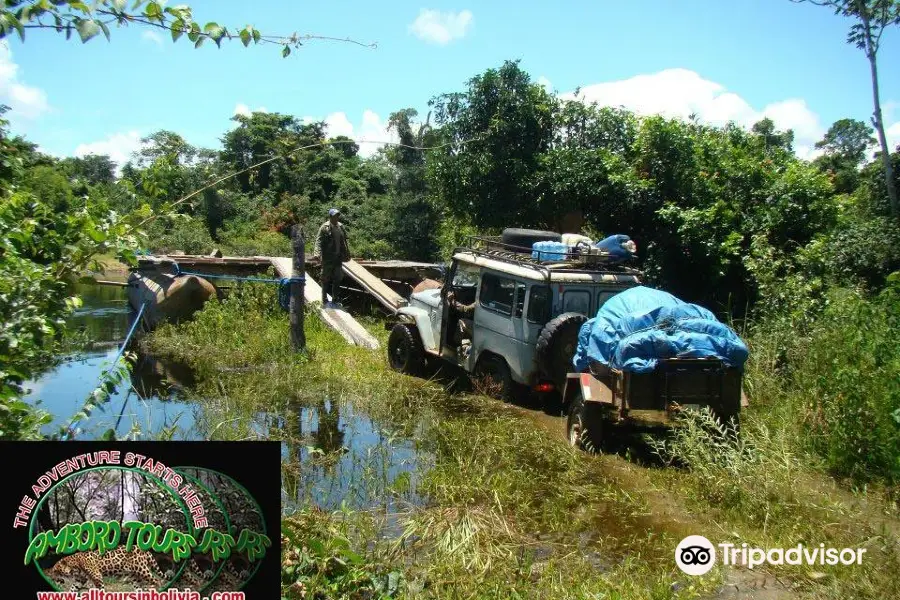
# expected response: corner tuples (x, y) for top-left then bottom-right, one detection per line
(388, 323), (426, 375)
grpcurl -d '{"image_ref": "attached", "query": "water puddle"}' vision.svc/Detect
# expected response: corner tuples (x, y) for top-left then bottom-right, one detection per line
(256, 399), (432, 514)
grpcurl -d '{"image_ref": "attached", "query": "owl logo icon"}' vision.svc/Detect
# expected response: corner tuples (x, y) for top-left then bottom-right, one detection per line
(675, 535), (716, 575)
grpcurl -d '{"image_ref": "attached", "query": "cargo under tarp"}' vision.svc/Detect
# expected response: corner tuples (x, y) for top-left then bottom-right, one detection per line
(572, 286), (749, 373)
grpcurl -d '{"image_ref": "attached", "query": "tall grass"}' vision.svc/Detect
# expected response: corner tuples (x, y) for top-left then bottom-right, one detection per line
(746, 282), (900, 486)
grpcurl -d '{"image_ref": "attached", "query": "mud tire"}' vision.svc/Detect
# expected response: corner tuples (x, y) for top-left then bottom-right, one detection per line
(501, 228), (562, 248)
(566, 393), (606, 453)
(388, 323), (426, 375)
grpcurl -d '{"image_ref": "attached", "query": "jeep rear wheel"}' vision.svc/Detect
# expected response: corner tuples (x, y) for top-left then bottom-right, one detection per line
(474, 355), (524, 404)
(388, 323), (426, 375)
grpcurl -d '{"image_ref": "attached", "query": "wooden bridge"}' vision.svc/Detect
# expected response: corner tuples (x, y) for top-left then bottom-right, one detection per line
(127, 253), (441, 350)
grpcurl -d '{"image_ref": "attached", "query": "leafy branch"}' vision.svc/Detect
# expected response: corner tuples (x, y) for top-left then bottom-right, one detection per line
(0, 0), (377, 56)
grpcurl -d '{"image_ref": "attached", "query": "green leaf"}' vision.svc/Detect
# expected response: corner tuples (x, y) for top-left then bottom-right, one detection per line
(194, 36), (204, 48)
(240, 28), (250, 47)
(112, 0), (127, 11)
(171, 18), (184, 42)
(13, 16), (25, 42)
(99, 20), (110, 41)
(282, 44), (291, 58)
(76, 19), (101, 43)
(69, 1), (92, 14)
(145, 1), (162, 21)
(252, 28), (261, 43)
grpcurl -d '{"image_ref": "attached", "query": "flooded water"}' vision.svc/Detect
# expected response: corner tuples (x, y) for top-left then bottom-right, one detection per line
(23, 282), (200, 439)
(24, 281), (432, 514)
(273, 399), (431, 513)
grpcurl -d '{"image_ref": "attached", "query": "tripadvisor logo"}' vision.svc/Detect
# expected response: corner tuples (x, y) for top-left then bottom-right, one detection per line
(675, 535), (868, 575)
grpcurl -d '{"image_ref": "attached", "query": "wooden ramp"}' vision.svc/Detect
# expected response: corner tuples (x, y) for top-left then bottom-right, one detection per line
(270, 258), (379, 350)
(341, 259), (408, 314)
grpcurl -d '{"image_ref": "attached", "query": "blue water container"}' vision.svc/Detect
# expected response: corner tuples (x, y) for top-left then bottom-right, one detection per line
(532, 241), (569, 262)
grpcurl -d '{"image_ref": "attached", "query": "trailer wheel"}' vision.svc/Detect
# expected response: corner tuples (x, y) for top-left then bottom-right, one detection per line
(566, 393), (605, 453)
(388, 323), (426, 375)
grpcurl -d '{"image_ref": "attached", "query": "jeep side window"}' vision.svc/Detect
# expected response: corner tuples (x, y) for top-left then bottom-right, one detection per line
(479, 273), (515, 316)
(563, 290), (590, 315)
(527, 286), (551, 324)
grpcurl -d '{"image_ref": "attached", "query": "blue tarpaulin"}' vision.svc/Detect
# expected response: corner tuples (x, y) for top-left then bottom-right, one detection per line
(572, 286), (749, 373)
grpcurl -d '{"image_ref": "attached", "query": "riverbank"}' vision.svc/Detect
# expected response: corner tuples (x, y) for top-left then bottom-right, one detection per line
(145, 285), (899, 599)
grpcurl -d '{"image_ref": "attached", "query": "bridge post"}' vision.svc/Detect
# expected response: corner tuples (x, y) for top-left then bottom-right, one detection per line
(290, 225), (306, 352)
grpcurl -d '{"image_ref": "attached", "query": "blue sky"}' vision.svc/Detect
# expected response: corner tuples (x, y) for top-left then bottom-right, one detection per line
(2, 0), (898, 165)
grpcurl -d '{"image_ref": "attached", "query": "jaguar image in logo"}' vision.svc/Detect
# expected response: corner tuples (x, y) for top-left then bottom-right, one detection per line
(675, 535), (717, 576)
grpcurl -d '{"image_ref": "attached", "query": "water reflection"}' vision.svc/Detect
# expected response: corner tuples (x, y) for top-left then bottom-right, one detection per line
(276, 399), (430, 514)
(23, 282), (199, 439)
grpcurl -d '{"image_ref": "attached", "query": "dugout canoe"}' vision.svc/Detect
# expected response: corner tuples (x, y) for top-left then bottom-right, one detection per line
(127, 270), (218, 329)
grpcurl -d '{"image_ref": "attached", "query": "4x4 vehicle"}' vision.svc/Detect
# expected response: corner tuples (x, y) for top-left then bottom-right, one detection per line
(385, 233), (642, 401)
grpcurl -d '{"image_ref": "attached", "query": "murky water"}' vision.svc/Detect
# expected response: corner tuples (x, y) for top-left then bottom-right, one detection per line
(23, 282), (200, 439)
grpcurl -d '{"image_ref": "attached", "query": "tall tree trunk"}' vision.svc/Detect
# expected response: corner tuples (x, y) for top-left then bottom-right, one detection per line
(860, 5), (900, 217)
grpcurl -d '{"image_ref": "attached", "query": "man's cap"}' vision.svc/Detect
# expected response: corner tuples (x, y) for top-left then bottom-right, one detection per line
(328, 208), (341, 217)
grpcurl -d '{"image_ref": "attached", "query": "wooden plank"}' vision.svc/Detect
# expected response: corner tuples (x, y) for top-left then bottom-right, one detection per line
(341, 259), (408, 313)
(270, 257), (379, 350)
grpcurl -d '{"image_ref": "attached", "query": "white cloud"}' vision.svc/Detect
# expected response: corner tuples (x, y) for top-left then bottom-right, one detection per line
(305, 110), (399, 158)
(75, 131), (143, 170)
(887, 120), (900, 153)
(141, 30), (163, 47)
(408, 9), (473, 45)
(562, 68), (827, 159)
(537, 76), (552, 92)
(233, 103), (267, 117)
(0, 41), (51, 123)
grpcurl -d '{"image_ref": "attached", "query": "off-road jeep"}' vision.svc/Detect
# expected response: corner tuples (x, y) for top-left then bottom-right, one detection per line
(385, 233), (642, 401)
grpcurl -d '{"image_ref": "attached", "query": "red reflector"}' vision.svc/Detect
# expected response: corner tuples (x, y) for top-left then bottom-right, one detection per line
(534, 382), (555, 393)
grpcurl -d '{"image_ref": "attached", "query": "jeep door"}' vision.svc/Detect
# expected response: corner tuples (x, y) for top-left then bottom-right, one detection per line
(440, 260), (480, 355)
(472, 272), (530, 383)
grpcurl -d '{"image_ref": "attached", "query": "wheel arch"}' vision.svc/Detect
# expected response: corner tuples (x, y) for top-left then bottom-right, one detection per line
(395, 306), (436, 353)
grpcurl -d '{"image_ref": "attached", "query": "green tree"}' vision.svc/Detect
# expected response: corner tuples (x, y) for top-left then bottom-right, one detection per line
(60, 154), (117, 186)
(790, 0), (900, 217)
(751, 117), (795, 152)
(813, 118), (876, 193)
(429, 60), (556, 228)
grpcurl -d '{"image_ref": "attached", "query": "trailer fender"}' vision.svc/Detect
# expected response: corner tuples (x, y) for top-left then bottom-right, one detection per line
(396, 306), (438, 354)
(562, 373), (615, 408)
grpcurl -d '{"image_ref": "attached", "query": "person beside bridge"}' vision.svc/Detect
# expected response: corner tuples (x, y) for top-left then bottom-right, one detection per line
(314, 208), (351, 308)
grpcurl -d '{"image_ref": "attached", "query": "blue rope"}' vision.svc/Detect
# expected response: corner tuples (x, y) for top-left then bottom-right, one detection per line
(63, 301), (148, 441)
(112, 301), (147, 367)
(170, 262), (305, 310)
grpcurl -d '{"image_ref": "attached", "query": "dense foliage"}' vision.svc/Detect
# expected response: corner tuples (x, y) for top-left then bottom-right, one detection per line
(1, 58), (899, 486)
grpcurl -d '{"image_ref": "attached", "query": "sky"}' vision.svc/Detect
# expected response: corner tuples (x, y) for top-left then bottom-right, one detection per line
(2, 0), (899, 166)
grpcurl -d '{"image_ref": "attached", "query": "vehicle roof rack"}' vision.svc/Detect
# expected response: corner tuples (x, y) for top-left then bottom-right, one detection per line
(455, 235), (642, 276)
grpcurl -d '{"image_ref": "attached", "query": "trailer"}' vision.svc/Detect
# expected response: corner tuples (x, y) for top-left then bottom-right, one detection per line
(562, 357), (748, 451)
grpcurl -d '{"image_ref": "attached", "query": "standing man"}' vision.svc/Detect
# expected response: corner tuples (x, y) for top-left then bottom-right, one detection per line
(314, 208), (350, 307)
